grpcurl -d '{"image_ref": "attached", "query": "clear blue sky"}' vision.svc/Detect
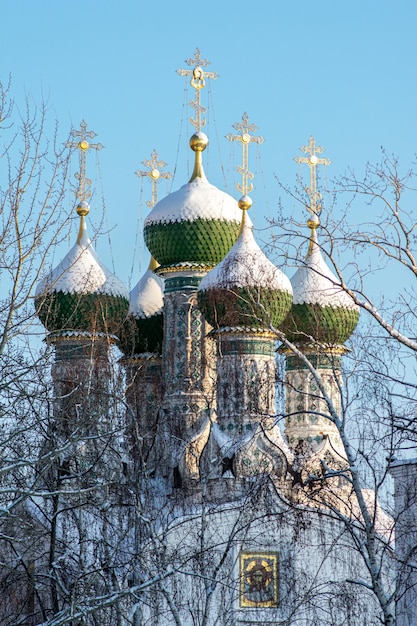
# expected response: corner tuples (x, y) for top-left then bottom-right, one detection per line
(1, 0), (416, 288)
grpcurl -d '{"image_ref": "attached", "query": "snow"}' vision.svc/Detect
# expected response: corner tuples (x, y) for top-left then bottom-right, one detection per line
(36, 219), (128, 298)
(291, 232), (358, 310)
(198, 220), (292, 293)
(211, 422), (253, 455)
(129, 268), (164, 319)
(48, 330), (119, 341)
(211, 421), (293, 462)
(144, 178), (246, 225)
(211, 326), (277, 334)
(361, 488), (393, 540)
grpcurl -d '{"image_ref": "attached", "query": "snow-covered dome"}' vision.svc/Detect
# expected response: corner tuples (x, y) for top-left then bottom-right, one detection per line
(144, 133), (247, 271)
(198, 198), (293, 331)
(119, 259), (164, 357)
(35, 202), (129, 337)
(282, 222), (359, 345)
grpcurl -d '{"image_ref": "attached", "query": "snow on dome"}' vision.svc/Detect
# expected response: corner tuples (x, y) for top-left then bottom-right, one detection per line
(36, 224), (128, 299)
(199, 221), (291, 293)
(291, 240), (357, 311)
(129, 268), (164, 319)
(144, 178), (246, 226)
(143, 178), (250, 269)
(35, 217), (129, 336)
(198, 219), (293, 331)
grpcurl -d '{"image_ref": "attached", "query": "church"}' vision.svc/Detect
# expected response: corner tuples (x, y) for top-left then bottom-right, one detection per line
(2, 49), (414, 626)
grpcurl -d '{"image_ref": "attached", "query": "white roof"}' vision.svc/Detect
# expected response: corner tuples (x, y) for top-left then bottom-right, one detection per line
(291, 233), (358, 310)
(144, 178), (246, 226)
(198, 220), (292, 293)
(129, 268), (164, 319)
(36, 220), (128, 298)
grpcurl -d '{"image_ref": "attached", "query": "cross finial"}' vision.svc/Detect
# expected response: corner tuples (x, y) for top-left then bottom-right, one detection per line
(66, 120), (104, 203)
(135, 149), (173, 208)
(176, 48), (219, 132)
(226, 112), (264, 196)
(294, 135), (331, 216)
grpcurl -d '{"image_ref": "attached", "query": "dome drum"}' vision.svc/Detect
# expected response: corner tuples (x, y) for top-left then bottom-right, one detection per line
(285, 350), (344, 372)
(214, 332), (277, 358)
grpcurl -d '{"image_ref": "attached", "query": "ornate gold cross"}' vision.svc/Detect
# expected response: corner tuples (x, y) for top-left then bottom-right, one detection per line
(226, 112), (264, 196)
(135, 149), (173, 208)
(294, 135), (331, 215)
(66, 120), (104, 203)
(176, 48), (219, 132)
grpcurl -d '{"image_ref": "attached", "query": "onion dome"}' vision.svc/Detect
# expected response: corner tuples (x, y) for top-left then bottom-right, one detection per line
(144, 132), (247, 271)
(282, 216), (359, 345)
(197, 196), (293, 330)
(35, 202), (129, 337)
(119, 257), (164, 357)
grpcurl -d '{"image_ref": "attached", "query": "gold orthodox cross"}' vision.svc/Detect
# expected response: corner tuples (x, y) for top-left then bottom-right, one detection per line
(66, 120), (104, 203)
(135, 149), (173, 208)
(226, 112), (264, 195)
(294, 135), (331, 215)
(176, 48), (219, 132)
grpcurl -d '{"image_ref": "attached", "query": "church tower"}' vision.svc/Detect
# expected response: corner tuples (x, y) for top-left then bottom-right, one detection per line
(282, 137), (359, 459)
(197, 114), (293, 480)
(142, 51), (244, 487)
(119, 151), (170, 478)
(34, 122), (131, 620)
(35, 122), (129, 485)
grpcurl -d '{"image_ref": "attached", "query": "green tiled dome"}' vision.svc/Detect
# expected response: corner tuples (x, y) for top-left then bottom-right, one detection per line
(119, 313), (164, 357)
(36, 292), (129, 335)
(119, 264), (164, 357)
(143, 134), (245, 270)
(35, 209), (129, 337)
(198, 211), (293, 331)
(198, 285), (292, 330)
(283, 227), (359, 346)
(144, 218), (241, 268)
(282, 303), (359, 345)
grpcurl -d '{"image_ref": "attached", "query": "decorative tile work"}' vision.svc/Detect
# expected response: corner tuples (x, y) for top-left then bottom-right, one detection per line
(36, 292), (129, 335)
(144, 218), (240, 268)
(282, 303), (359, 345)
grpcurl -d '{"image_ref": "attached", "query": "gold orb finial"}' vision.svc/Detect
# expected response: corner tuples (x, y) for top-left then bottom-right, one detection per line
(190, 132), (209, 152)
(237, 195), (252, 234)
(306, 213), (320, 257)
(76, 201), (90, 217)
(238, 195), (252, 211)
(188, 132), (208, 182)
(307, 214), (320, 230)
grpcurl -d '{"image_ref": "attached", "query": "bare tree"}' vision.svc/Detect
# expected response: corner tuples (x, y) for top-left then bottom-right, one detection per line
(0, 81), (135, 625)
(267, 150), (417, 625)
(1, 74), (416, 626)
